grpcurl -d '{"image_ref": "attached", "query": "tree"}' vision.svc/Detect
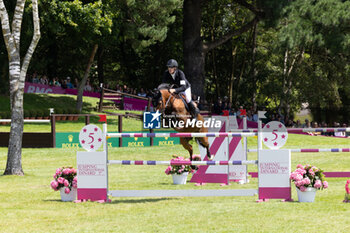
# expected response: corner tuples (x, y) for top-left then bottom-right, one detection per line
(279, 0), (350, 121)
(183, 0), (262, 99)
(182, 0), (291, 99)
(0, 0), (40, 175)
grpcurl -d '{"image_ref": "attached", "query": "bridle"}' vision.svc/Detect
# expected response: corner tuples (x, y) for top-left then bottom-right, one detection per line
(156, 88), (175, 115)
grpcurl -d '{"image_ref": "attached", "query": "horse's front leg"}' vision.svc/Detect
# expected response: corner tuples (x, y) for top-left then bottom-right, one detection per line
(180, 137), (193, 159)
(199, 137), (212, 160)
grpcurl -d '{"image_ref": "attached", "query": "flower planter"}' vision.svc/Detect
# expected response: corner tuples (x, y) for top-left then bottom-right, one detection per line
(297, 187), (316, 202)
(67, 116), (74, 121)
(60, 187), (77, 202)
(172, 172), (189, 185)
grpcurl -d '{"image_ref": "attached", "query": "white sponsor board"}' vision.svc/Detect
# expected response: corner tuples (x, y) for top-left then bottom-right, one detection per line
(258, 149), (291, 188)
(77, 151), (107, 189)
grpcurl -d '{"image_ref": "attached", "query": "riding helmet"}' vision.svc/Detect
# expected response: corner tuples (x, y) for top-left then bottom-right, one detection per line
(166, 59), (178, 68)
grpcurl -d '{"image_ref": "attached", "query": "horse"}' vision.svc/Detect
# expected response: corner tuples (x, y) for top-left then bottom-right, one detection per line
(152, 83), (212, 161)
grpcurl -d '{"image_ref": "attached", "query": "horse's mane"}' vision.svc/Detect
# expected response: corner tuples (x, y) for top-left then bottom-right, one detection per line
(157, 83), (172, 90)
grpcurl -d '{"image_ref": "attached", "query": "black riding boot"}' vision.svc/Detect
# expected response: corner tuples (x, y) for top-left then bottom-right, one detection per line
(188, 101), (200, 118)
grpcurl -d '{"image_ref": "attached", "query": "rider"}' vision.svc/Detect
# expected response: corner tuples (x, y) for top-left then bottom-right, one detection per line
(162, 59), (200, 118)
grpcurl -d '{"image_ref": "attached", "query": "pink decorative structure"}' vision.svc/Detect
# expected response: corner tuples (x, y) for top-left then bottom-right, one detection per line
(190, 116), (246, 184)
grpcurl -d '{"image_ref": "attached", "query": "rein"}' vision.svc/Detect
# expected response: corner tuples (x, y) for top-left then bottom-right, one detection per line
(165, 94), (173, 108)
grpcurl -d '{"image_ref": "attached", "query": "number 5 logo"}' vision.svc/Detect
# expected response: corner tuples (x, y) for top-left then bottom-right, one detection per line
(262, 121), (288, 149)
(271, 130), (278, 141)
(79, 125), (103, 152)
(88, 133), (95, 144)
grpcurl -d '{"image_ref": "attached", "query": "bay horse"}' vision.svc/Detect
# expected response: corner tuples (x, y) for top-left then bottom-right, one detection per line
(152, 84), (211, 161)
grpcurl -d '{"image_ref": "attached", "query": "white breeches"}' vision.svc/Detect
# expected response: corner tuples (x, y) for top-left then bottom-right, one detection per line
(180, 87), (192, 103)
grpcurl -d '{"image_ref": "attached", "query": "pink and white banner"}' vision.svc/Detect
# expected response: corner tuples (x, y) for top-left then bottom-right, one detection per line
(24, 82), (149, 111)
(25, 82), (66, 94)
(24, 82), (100, 98)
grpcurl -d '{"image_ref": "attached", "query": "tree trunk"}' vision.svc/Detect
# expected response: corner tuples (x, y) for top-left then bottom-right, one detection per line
(250, 21), (258, 112)
(183, 0), (205, 98)
(183, 0), (258, 100)
(76, 44), (98, 112)
(97, 46), (104, 86)
(6, 54), (24, 175)
(229, 44), (237, 104)
(1, 0), (41, 175)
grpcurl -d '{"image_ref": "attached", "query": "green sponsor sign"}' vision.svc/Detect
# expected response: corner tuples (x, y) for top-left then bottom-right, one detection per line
(122, 137), (150, 147)
(56, 132), (119, 148)
(55, 131), (180, 148)
(154, 136), (180, 146)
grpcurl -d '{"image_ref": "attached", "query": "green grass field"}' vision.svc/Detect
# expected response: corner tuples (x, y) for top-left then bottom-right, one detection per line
(1, 134), (350, 232)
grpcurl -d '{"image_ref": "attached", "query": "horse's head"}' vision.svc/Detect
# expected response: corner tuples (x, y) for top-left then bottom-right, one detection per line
(151, 83), (173, 111)
(151, 88), (162, 110)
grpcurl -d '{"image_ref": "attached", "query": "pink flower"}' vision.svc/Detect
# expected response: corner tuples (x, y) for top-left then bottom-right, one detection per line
(295, 168), (306, 175)
(64, 179), (70, 187)
(290, 172), (297, 180)
(323, 181), (328, 189)
(302, 177), (311, 185)
(73, 180), (78, 188)
(63, 168), (70, 175)
(296, 164), (304, 169)
(308, 169), (315, 176)
(50, 180), (59, 190)
(299, 186), (306, 192)
(57, 177), (65, 184)
(165, 166), (172, 175)
(64, 187), (70, 194)
(314, 180), (322, 188)
(295, 174), (303, 181)
(73, 176), (77, 182)
(295, 181), (303, 187)
(55, 170), (62, 177)
(346, 180), (350, 194)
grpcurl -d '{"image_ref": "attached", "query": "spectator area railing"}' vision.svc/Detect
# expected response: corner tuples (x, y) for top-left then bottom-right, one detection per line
(98, 87), (152, 112)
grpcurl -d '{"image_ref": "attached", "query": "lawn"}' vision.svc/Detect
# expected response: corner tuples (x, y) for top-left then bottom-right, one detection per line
(1, 134), (350, 233)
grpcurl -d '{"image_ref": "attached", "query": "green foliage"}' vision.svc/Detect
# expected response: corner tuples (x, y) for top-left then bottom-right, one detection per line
(280, 0), (350, 52)
(122, 0), (182, 52)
